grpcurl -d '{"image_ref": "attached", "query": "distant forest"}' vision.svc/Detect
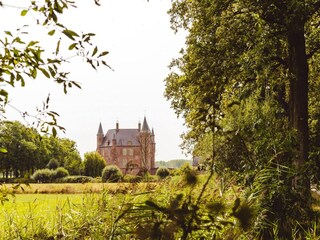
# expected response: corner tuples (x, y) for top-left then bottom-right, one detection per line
(155, 159), (192, 168)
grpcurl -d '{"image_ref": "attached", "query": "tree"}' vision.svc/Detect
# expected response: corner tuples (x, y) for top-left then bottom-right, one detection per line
(64, 151), (82, 175)
(166, 0), (320, 237)
(0, 0), (109, 134)
(0, 121), (83, 179)
(0, 121), (39, 178)
(83, 151), (106, 177)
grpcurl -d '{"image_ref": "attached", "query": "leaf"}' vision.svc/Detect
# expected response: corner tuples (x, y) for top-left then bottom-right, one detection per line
(4, 31), (12, 37)
(68, 43), (77, 50)
(92, 46), (98, 57)
(55, 39), (61, 55)
(98, 51), (109, 58)
(21, 9), (28, 16)
(48, 30), (55, 36)
(72, 81), (81, 89)
(62, 29), (79, 40)
(27, 41), (39, 47)
(0, 148), (7, 153)
(52, 127), (57, 137)
(39, 68), (50, 78)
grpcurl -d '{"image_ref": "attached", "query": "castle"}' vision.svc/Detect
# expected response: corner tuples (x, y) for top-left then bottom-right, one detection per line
(96, 117), (156, 175)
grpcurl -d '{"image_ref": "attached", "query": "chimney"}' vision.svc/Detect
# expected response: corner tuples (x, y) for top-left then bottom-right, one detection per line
(116, 121), (119, 132)
(138, 121), (141, 131)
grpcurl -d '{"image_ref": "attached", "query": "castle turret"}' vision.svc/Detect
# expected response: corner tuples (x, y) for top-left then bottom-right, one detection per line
(97, 123), (104, 148)
(141, 116), (150, 132)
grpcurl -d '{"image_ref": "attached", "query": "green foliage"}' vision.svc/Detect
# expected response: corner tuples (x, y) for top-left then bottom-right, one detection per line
(122, 174), (142, 183)
(0, 121), (82, 179)
(165, 0), (319, 231)
(57, 175), (93, 183)
(31, 169), (54, 183)
(179, 162), (192, 174)
(101, 165), (122, 183)
(46, 158), (59, 170)
(32, 167), (69, 183)
(63, 151), (82, 175)
(83, 152), (106, 178)
(156, 167), (170, 179)
(54, 167), (69, 179)
(251, 162), (314, 239)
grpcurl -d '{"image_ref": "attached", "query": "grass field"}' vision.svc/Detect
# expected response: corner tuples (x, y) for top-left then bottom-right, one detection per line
(1, 182), (159, 194)
(1, 175), (320, 239)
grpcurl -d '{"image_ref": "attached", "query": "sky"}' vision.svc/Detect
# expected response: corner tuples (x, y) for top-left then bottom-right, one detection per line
(1, 0), (190, 161)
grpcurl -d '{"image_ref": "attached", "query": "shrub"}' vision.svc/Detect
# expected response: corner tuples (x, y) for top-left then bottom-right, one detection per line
(55, 167), (69, 179)
(156, 167), (170, 179)
(46, 158), (59, 170)
(57, 175), (93, 183)
(179, 163), (193, 174)
(143, 172), (158, 182)
(102, 165), (122, 183)
(123, 174), (142, 183)
(31, 169), (54, 183)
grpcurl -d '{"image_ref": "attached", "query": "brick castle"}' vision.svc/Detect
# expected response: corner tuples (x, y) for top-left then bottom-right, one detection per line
(96, 117), (156, 174)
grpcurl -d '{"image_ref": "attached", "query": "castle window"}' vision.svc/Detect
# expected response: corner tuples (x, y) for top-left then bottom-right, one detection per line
(129, 149), (133, 156)
(127, 141), (132, 146)
(122, 148), (127, 156)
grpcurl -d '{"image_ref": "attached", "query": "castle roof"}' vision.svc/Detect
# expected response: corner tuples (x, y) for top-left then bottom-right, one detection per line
(102, 129), (140, 147)
(141, 116), (150, 132)
(97, 123), (104, 135)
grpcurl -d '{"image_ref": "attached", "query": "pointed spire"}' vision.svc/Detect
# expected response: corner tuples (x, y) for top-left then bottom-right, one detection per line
(97, 123), (104, 135)
(151, 128), (154, 135)
(141, 116), (150, 132)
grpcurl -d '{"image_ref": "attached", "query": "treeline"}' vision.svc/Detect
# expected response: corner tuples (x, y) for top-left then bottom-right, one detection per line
(156, 159), (192, 168)
(0, 121), (82, 180)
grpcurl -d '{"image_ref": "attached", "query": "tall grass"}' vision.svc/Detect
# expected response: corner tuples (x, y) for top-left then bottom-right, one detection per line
(0, 174), (319, 239)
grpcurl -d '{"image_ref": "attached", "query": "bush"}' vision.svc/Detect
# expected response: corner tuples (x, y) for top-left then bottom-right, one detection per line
(102, 165), (122, 183)
(32, 167), (69, 183)
(156, 167), (170, 179)
(142, 172), (158, 182)
(31, 169), (54, 183)
(123, 174), (142, 183)
(55, 167), (69, 179)
(57, 175), (93, 183)
(179, 163), (193, 174)
(46, 158), (59, 170)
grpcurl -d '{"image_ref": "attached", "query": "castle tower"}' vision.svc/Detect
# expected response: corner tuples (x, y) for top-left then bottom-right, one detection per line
(97, 123), (104, 147)
(140, 116), (152, 170)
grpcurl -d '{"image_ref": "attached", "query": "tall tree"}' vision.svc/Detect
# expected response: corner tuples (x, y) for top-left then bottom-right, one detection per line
(83, 151), (106, 177)
(165, 0), (320, 236)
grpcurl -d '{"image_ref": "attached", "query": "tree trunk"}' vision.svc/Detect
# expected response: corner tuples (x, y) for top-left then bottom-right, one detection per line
(287, 23), (310, 198)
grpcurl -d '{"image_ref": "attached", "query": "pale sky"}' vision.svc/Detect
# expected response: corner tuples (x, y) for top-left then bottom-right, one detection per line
(1, 0), (189, 161)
